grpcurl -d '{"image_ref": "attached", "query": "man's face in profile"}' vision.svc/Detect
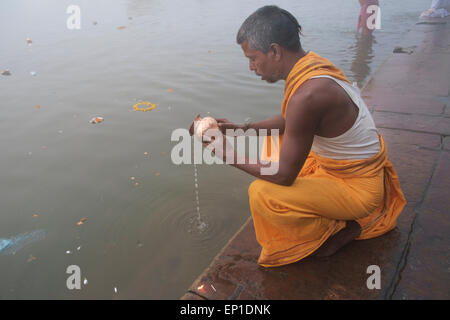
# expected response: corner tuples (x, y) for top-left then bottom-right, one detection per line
(240, 40), (282, 83)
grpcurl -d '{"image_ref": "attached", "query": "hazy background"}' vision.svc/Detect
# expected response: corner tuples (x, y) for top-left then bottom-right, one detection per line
(0, 0), (429, 299)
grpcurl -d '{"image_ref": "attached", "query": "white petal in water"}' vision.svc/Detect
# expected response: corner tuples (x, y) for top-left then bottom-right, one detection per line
(83, 278), (88, 285)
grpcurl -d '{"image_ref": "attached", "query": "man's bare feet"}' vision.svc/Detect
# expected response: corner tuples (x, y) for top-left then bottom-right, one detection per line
(312, 220), (362, 258)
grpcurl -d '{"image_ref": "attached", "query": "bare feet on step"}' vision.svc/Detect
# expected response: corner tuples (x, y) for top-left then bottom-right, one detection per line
(312, 220), (362, 258)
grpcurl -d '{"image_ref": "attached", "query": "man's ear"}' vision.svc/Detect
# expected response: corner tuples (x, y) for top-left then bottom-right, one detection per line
(270, 43), (282, 61)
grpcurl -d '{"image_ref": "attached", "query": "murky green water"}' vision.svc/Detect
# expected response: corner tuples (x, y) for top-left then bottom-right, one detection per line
(0, 0), (429, 299)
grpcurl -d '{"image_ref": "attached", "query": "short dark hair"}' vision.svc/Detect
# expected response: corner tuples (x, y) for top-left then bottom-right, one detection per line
(236, 5), (303, 53)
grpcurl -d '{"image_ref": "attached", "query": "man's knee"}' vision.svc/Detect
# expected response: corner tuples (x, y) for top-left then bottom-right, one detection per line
(248, 179), (269, 199)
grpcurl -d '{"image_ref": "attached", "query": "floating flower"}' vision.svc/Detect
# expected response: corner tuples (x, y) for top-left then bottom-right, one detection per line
(77, 217), (87, 226)
(133, 101), (156, 112)
(90, 116), (104, 124)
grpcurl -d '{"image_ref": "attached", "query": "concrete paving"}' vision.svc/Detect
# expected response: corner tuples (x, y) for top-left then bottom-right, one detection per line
(181, 16), (450, 300)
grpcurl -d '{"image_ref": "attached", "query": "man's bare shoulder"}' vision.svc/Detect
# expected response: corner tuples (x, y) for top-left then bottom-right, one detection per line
(288, 77), (340, 114)
(291, 77), (343, 105)
(285, 78), (338, 133)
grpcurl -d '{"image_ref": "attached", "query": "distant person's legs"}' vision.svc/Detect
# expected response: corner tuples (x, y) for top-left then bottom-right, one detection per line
(357, 0), (380, 36)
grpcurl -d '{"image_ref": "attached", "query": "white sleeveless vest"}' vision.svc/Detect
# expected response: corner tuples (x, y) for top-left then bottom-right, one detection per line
(309, 75), (380, 160)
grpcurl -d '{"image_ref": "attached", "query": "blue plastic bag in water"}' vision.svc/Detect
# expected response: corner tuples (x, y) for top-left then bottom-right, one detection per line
(0, 230), (46, 256)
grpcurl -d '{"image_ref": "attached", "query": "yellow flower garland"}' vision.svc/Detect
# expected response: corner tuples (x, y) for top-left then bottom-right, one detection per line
(133, 101), (157, 112)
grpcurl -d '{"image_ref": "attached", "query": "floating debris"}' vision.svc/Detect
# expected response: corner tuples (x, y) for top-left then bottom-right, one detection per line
(92, 21), (98, 25)
(211, 284), (216, 292)
(32, 214), (39, 218)
(27, 255), (37, 263)
(133, 101), (156, 112)
(117, 26), (126, 30)
(77, 246), (82, 251)
(36, 105), (41, 109)
(58, 130), (63, 134)
(1, 69), (11, 76)
(90, 116), (104, 124)
(114, 287), (118, 293)
(144, 152), (149, 156)
(77, 217), (87, 226)
(130, 176), (136, 181)
(393, 46), (414, 55)
(167, 88), (173, 93)
(66, 250), (72, 254)
(197, 284), (205, 291)
(30, 71), (37, 76)
(0, 230), (46, 256)
(83, 278), (88, 285)
(26, 37), (32, 45)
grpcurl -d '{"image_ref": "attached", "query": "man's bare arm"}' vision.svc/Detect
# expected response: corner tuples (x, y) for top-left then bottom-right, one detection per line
(228, 90), (322, 185)
(217, 113), (285, 136)
(247, 113), (285, 135)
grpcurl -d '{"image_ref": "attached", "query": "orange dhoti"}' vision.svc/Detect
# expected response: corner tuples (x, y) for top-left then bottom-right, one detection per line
(249, 135), (406, 267)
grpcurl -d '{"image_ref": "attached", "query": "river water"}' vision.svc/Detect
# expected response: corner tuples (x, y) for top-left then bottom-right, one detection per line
(0, 0), (429, 299)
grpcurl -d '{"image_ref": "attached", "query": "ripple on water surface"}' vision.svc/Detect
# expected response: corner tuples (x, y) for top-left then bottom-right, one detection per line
(157, 168), (231, 257)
